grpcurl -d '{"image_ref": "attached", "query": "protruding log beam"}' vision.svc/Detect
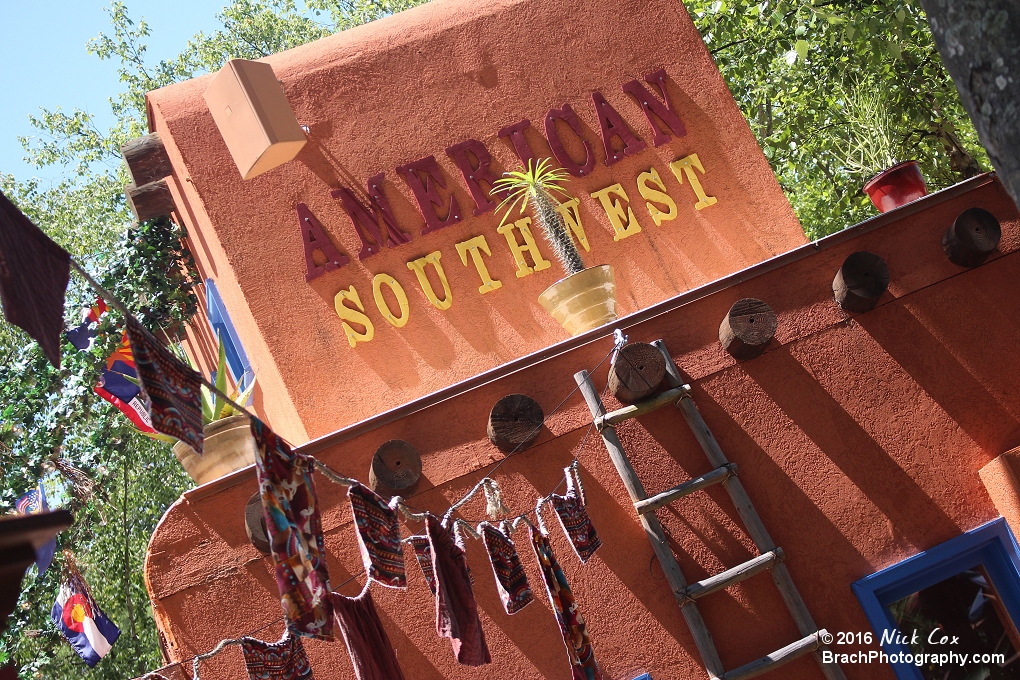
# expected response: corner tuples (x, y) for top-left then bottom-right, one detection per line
(125, 179), (175, 222)
(369, 439), (422, 497)
(833, 251), (890, 313)
(943, 207), (1001, 267)
(635, 463), (737, 515)
(608, 341), (666, 404)
(121, 133), (173, 186)
(487, 393), (543, 453)
(719, 298), (776, 360)
(244, 492), (270, 554)
(684, 547), (783, 601)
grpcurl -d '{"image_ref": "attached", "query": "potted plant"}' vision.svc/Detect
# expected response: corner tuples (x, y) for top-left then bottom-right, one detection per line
(494, 159), (617, 335)
(841, 85), (927, 213)
(171, 337), (258, 486)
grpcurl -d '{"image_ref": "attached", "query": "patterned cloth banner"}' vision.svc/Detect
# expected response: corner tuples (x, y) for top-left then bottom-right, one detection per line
(408, 535), (437, 595)
(480, 522), (534, 615)
(349, 483), (406, 589)
(550, 465), (602, 564)
(240, 633), (314, 680)
(251, 417), (334, 640)
(333, 586), (408, 680)
(529, 524), (601, 680)
(125, 316), (204, 453)
(0, 189), (70, 368)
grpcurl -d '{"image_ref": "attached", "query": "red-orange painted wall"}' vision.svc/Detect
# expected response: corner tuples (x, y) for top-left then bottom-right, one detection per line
(143, 176), (1020, 679)
(146, 0), (806, 445)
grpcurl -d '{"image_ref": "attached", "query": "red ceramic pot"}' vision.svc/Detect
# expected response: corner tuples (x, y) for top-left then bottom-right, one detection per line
(863, 160), (928, 213)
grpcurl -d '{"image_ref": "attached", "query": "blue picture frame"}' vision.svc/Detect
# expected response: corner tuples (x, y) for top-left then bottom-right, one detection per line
(852, 517), (1020, 679)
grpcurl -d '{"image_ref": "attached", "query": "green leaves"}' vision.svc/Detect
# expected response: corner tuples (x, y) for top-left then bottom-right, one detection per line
(795, 39), (809, 61)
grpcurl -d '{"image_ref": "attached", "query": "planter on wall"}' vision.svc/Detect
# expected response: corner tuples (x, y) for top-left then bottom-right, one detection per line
(173, 415), (257, 486)
(538, 264), (617, 336)
(863, 160), (928, 213)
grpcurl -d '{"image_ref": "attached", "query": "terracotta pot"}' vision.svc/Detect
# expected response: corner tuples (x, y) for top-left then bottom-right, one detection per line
(538, 265), (617, 336)
(863, 160), (927, 212)
(172, 415), (256, 486)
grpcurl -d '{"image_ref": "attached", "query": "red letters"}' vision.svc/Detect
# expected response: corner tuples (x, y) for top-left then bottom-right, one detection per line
(592, 91), (647, 165)
(446, 139), (504, 216)
(622, 69), (687, 146)
(331, 173), (411, 260)
(395, 156), (464, 235)
(497, 119), (538, 169)
(296, 203), (349, 282)
(544, 104), (595, 177)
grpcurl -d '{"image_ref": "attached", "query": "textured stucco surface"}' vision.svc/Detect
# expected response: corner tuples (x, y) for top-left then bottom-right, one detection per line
(144, 177), (1020, 679)
(147, 0), (806, 443)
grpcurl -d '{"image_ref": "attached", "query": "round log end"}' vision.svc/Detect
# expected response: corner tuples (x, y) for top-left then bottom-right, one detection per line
(719, 298), (777, 360)
(833, 251), (890, 313)
(244, 492), (271, 554)
(369, 440), (422, 495)
(943, 208), (1001, 267)
(608, 342), (666, 404)
(487, 393), (544, 453)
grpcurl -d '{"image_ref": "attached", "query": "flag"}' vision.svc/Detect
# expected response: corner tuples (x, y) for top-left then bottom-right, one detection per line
(15, 484), (56, 575)
(65, 299), (108, 350)
(51, 580), (120, 667)
(94, 333), (156, 434)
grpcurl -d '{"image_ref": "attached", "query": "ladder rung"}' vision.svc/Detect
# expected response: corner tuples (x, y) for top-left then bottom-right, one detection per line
(722, 630), (826, 680)
(635, 463), (738, 515)
(594, 386), (687, 429)
(684, 548), (784, 601)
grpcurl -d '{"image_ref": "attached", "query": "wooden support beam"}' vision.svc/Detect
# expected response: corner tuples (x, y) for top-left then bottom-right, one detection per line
(832, 252), (889, 313)
(125, 179), (175, 222)
(594, 386), (686, 430)
(684, 548), (783, 601)
(575, 369), (726, 680)
(608, 341), (666, 403)
(487, 393), (544, 453)
(943, 207), (1001, 267)
(718, 298), (776, 360)
(722, 630), (826, 680)
(121, 133), (173, 186)
(635, 463), (737, 515)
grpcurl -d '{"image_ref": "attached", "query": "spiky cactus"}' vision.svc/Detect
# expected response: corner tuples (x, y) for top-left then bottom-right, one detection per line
(494, 158), (585, 276)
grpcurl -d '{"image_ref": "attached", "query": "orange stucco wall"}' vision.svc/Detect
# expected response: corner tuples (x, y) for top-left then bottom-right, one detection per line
(143, 176), (1020, 679)
(146, 0), (806, 445)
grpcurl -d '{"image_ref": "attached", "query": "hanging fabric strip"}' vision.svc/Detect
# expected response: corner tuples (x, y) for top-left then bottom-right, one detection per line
(426, 514), (491, 666)
(550, 463), (602, 563)
(480, 522), (534, 615)
(348, 483), (407, 589)
(408, 535), (437, 595)
(529, 524), (602, 680)
(251, 417), (334, 640)
(125, 316), (205, 453)
(333, 585), (408, 680)
(240, 632), (314, 680)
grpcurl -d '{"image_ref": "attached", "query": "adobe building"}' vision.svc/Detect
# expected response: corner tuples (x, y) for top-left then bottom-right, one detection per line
(132, 0), (1020, 678)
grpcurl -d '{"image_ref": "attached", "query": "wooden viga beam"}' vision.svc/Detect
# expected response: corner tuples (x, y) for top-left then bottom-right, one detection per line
(125, 178), (175, 223)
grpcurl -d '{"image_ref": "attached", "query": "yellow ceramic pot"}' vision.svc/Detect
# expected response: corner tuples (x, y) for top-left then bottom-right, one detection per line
(538, 265), (617, 336)
(172, 415), (257, 486)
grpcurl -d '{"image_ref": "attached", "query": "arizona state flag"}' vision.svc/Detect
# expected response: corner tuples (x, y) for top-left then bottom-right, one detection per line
(51, 581), (120, 667)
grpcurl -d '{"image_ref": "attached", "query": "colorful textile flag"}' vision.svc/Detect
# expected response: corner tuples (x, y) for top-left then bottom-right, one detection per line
(94, 333), (156, 434)
(0, 189), (71, 368)
(125, 317), (204, 453)
(15, 485), (56, 575)
(51, 580), (120, 667)
(65, 299), (108, 350)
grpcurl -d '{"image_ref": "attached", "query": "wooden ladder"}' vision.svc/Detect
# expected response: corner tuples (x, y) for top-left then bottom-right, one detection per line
(574, 340), (846, 680)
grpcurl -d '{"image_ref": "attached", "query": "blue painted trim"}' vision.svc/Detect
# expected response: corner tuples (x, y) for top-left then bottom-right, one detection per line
(204, 279), (253, 389)
(632, 675), (652, 680)
(852, 518), (1020, 680)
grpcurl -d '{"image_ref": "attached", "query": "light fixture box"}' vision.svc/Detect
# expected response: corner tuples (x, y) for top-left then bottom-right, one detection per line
(203, 59), (307, 180)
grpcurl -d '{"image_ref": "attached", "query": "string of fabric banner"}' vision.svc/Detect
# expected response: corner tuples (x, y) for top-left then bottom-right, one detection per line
(0, 186), (622, 679)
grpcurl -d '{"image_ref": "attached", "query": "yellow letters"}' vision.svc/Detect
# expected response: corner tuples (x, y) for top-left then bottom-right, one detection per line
(455, 235), (502, 294)
(591, 183), (642, 241)
(496, 217), (552, 278)
(669, 153), (718, 210)
(372, 273), (409, 328)
(334, 285), (375, 347)
(406, 251), (453, 310)
(555, 198), (590, 252)
(637, 167), (678, 226)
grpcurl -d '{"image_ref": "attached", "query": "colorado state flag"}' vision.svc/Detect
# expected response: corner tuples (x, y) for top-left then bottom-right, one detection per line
(51, 582), (120, 667)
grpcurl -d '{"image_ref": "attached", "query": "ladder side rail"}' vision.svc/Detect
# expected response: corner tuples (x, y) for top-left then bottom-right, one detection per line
(575, 369), (726, 680)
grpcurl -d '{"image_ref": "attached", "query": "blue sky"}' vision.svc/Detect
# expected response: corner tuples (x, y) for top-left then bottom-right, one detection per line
(0, 1), (224, 185)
